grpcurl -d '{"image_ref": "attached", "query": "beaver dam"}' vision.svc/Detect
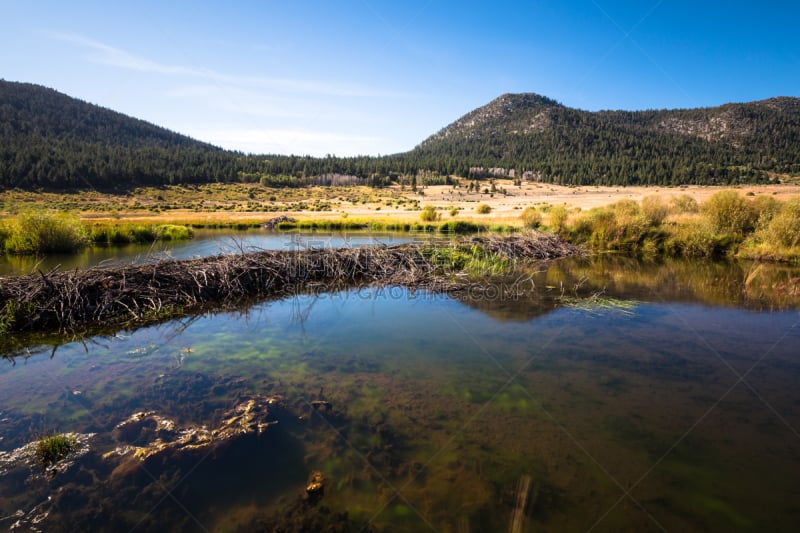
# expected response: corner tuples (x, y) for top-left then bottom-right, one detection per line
(0, 232), (579, 334)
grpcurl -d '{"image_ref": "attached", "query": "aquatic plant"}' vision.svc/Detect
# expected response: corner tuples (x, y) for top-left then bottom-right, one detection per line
(33, 432), (77, 468)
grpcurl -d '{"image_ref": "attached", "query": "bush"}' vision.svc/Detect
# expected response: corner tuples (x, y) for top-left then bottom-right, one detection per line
(703, 190), (757, 235)
(548, 205), (569, 231)
(4, 211), (88, 254)
(449, 207), (459, 217)
(568, 201), (650, 250)
(520, 206), (542, 229)
(439, 220), (480, 234)
(670, 194), (700, 214)
(641, 195), (669, 226)
(752, 195), (781, 227)
(475, 203), (492, 214)
(157, 224), (193, 241)
(420, 205), (440, 222)
(760, 199), (800, 247)
(0, 222), (9, 251)
(664, 220), (717, 258)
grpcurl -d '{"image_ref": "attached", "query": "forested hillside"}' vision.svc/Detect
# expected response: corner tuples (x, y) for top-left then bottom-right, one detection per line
(405, 93), (800, 185)
(1, 81), (799, 190)
(0, 80), (236, 189)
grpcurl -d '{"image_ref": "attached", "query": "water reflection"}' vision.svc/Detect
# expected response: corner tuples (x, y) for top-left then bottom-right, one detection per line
(0, 229), (418, 276)
(1, 258), (799, 531)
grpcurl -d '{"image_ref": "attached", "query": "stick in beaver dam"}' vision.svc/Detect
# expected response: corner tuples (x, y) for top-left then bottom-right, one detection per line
(0, 232), (580, 335)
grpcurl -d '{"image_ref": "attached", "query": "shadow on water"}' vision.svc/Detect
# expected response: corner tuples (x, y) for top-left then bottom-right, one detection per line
(2, 256), (800, 531)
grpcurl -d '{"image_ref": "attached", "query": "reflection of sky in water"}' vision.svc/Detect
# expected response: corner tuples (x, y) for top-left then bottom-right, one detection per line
(0, 229), (419, 275)
(1, 267), (800, 530)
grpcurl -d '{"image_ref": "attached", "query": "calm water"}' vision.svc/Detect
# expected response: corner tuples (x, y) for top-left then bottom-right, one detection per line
(1, 257), (799, 531)
(0, 229), (417, 276)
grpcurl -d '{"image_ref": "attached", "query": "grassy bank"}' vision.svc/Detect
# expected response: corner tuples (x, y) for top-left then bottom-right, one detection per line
(0, 211), (195, 254)
(273, 216), (516, 235)
(543, 190), (800, 262)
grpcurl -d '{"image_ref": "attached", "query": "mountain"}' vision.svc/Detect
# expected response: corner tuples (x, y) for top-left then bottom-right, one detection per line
(1, 80), (799, 190)
(0, 80), (236, 189)
(406, 93), (800, 185)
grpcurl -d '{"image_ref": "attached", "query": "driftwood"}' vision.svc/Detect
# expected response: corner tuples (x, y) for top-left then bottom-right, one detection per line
(0, 232), (579, 334)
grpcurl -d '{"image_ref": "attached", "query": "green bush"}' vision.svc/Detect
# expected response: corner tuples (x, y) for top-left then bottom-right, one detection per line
(475, 203), (492, 214)
(760, 199), (800, 247)
(567, 201), (651, 250)
(438, 220), (480, 234)
(703, 190), (757, 235)
(157, 224), (193, 241)
(549, 205), (569, 231)
(4, 211), (88, 254)
(752, 195), (781, 227)
(520, 206), (542, 228)
(420, 205), (440, 222)
(0, 222), (9, 251)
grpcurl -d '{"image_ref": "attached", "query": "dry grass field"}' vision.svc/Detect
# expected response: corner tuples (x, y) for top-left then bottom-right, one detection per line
(2, 181), (800, 228)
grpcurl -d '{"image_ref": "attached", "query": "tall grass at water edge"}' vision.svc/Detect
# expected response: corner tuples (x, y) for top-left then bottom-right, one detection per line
(554, 191), (800, 261)
(0, 211), (194, 255)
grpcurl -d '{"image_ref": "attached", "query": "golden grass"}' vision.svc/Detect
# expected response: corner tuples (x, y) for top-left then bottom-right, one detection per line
(3, 182), (800, 232)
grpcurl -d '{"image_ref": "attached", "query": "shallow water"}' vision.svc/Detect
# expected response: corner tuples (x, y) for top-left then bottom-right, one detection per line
(1, 257), (799, 531)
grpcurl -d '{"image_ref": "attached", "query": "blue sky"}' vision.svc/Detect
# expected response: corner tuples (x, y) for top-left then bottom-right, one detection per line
(2, 1), (798, 156)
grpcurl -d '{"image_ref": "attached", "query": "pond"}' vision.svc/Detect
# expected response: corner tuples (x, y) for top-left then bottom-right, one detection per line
(0, 229), (420, 276)
(1, 256), (799, 531)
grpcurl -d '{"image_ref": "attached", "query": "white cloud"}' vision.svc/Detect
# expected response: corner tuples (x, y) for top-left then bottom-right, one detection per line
(44, 31), (412, 98)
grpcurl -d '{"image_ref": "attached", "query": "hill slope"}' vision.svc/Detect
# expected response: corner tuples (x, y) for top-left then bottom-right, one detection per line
(0, 80), (236, 189)
(1, 81), (799, 190)
(406, 93), (800, 185)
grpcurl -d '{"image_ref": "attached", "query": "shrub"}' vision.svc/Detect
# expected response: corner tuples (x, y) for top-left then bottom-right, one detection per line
(664, 220), (717, 258)
(703, 190), (757, 235)
(548, 205), (569, 231)
(420, 205), (440, 222)
(439, 220), (480, 234)
(641, 195), (669, 226)
(670, 194), (699, 214)
(760, 199), (800, 247)
(520, 206), (542, 229)
(157, 225), (193, 241)
(475, 203), (492, 214)
(4, 211), (88, 254)
(0, 222), (9, 251)
(752, 195), (781, 227)
(449, 207), (459, 217)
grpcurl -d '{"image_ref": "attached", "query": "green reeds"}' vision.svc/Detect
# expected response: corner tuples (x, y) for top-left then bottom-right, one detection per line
(89, 223), (193, 245)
